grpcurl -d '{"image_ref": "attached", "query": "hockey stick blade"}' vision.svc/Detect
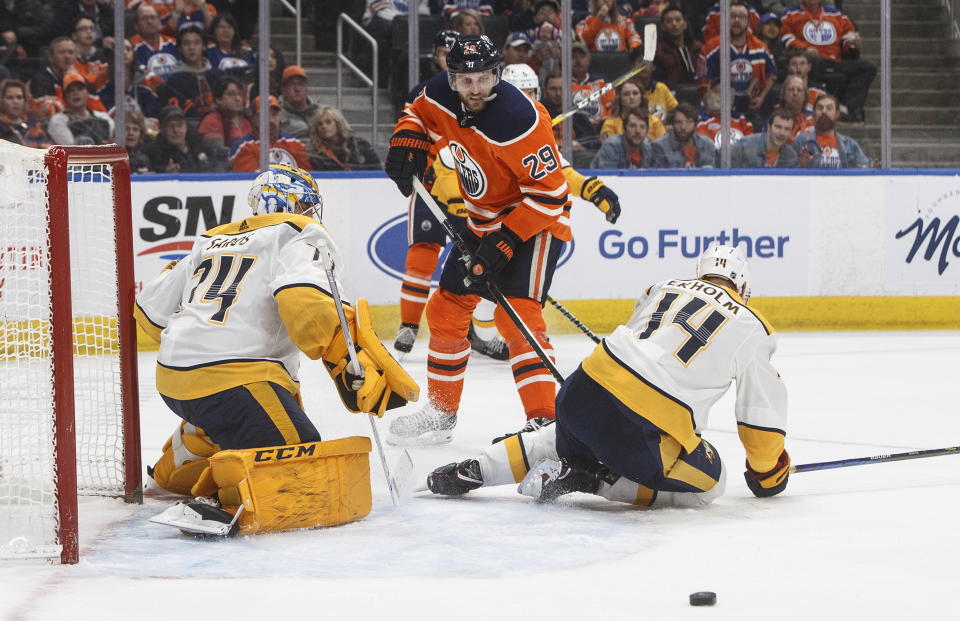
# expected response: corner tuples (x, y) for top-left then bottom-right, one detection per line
(551, 23), (657, 127)
(392, 449), (418, 499)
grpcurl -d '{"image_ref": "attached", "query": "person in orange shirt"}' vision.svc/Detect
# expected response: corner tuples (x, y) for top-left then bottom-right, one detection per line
(570, 42), (615, 125)
(792, 93), (869, 168)
(229, 95), (311, 172)
(777, 74), (814, 141)
(575, 0), (642, 52)
(384, 34), (571, 446)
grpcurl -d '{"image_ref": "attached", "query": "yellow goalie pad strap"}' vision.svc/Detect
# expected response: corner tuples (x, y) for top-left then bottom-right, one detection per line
(151, 422), (221, 495)
(195, 437), (374, 534)
(355, 298), (420, 404)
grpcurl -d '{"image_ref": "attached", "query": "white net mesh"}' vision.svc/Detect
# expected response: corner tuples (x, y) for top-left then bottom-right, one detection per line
(0, 145), (127, 561)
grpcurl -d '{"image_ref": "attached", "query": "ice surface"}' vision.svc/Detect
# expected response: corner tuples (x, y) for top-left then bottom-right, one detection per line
(1, 332), (959, 619)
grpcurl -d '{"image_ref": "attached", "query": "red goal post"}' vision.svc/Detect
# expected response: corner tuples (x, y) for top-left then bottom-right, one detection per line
(0, 144), (141, 565)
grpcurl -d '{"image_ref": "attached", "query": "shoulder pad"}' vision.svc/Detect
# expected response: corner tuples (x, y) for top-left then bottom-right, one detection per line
(471, 81), (539, 144)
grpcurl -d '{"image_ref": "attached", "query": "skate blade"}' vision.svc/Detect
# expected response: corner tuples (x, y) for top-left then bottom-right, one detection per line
(385, 430), (454, 448)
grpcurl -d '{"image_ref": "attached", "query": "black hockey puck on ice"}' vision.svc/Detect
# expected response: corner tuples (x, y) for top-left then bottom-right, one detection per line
(689, 591), (717, 606)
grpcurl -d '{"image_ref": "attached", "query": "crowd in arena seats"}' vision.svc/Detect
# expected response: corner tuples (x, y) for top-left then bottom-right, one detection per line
(0, 0), (381, 173)
(0, 0), (876, 171)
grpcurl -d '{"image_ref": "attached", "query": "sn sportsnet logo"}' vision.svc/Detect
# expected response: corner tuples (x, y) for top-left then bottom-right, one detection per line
(803, 20), (837, 45)
(449, 141), (487, 200)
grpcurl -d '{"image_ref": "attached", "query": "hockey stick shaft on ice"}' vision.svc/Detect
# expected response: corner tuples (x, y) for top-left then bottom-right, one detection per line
(790, 445), (960, 474)
(546, 296), (601, 344)
(551, 23), (657, 127)
(412, 176), (565, 384)
(316, 242), (402, 506)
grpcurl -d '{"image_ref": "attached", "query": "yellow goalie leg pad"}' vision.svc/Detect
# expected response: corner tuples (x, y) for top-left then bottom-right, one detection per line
(150, 422), (221, 495)
(190, 436), (373, 535)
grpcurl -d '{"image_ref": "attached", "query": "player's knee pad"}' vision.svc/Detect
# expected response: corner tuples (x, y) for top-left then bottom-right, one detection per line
(479, 423), (559, 485)
(191, 436), (373, 534)
(405, 242), (442, 276)
(653, 462), (727, 508)
(493, 297), (548, 348)
(426, 288), (480, 340)
(149, 422), (221, 495)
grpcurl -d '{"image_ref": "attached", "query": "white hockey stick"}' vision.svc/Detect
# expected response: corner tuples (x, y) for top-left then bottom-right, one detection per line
(551, 22), (658, 127)
(315, 242), (403, 507)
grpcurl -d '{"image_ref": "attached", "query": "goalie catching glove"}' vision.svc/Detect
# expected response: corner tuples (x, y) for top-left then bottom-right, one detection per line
(385, 129), (430, 197)
(580, 176), (621, 224)
(324, 298), (420, 416)
(744, 449), (790, 498)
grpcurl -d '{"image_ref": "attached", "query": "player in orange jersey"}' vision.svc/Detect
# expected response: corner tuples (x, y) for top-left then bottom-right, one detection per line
(384, 34), (570, 446)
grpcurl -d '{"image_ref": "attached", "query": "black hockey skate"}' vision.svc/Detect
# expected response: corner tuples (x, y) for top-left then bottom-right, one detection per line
(426, 459), (483, 496)
(468, 323), (509, 361)
(518, 458), (608, 503)
(492, 416), (554, 444)
(394, 323), (419, 354)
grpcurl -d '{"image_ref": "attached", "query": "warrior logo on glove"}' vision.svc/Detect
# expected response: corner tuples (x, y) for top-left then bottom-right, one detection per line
(449, 141), (487, 199)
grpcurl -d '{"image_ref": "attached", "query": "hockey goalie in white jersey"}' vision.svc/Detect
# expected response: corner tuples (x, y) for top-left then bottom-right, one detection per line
(425, 244), (789, 507)
(135, 164), (418, 537)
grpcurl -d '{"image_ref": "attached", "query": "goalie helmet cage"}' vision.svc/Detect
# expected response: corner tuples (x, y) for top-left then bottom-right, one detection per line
(0, 144), (141, 565)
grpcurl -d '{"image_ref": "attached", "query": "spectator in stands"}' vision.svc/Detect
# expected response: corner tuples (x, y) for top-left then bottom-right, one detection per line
(701, 1), (759, 42)
(502, 32), (532, 67)
(0, 78), (27, 143)
(730, 108), (798, 167)
(696, 79), (754, 149)
(307, 105), (380, 171)
(450, 8), (484, 36)
(632, 0), (671, 17)
(630, 55), (677, 124)
(29, 36), (77, 110)
(755, 12), (787, 77)
(148, 105), (210, 172)
(785, 50), (826, 115)
(0, 0), (50, 58)
(697, 0), (776, 120)
(130, 4), (178, 79)
(162, 0), (216, 36)
(97, 37), (162, 121)
(198, 75), (250, 151)
(600, 79), (665, 141)
(571, 41), (614, 125)
(363, 0), (415, 88)
(205, 12), (252, 73)
(278, 65), (317, 141)
(653, 4), (701, 107)
(510, 0), (560, 36)
(793, 93), (869, 168)
(124, 109), (152, 173)
(48, 74), (113, 144)
(73, 16), (108, 85)
(542, 71), (599, 149)
(49, 0), (113, 49)
(159, 25), (218, 124)
(591, 105), (652, 168)
(529, 18), (561, 80)
(650, 102), (715, 168)
(778, 74), (813, 140)
(440, 1), (492, 20)
(229, 94), (310, 172)
(575, 0), (641, 52)
(781, 0), (875, 123)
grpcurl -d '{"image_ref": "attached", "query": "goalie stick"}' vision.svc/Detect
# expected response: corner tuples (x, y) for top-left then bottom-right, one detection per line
(551, 22), (657, 127)
(412, 176), (565, 384)
(790, 445), (960, 474)
(315, 241), (404, 507)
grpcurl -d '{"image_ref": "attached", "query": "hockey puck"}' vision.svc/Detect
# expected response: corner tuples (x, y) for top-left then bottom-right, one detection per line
(689, 591), (716, 606)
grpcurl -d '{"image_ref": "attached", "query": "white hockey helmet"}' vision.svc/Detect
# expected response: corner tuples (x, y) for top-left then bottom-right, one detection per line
(696, 244), (751, 302)
(500, 63), (541, 101)
(247, 164), (323, 220)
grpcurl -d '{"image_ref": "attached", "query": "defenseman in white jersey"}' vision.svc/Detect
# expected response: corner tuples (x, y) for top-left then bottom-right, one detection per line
(425, 245), (790, 506)
(136, 165), (417, 499)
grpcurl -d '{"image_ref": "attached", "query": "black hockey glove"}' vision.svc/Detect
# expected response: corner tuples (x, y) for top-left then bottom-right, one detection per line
(581, 176), (621, 224)
(466, 228), (521, 284)
(385, 129), (430, 197)
(744, 449), (791, 498)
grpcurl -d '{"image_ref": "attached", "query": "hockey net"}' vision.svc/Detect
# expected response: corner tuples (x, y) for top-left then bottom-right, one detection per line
(0, 143), (140, 564)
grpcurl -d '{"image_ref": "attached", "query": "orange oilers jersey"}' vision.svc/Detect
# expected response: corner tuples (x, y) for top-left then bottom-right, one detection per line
(781, 5), (858, 63)
(571, 75), (615, 124)
(575, 16), (642, 52)
(396, 72), (572, 243)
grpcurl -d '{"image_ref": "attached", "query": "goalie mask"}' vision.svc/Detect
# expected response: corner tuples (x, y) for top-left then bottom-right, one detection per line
(500, 63), (541, 101)
(248, 164), (323, 221)
(697, 244), (751, 302)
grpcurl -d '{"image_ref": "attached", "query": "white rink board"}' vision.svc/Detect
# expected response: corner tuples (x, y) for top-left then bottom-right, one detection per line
(129, 173), (960, 303)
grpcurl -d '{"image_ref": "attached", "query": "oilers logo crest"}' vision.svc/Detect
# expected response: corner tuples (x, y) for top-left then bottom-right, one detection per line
(449, 141), (487, 200)
(712, 128), (745, 148)
(147, 52), (178, 78)
(803, 20), (837, 45)
(595, 28), (623, 52)
(729, 58), (754, 95)
(267, 147), (298, 167)
(572, 88), (602, 120)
